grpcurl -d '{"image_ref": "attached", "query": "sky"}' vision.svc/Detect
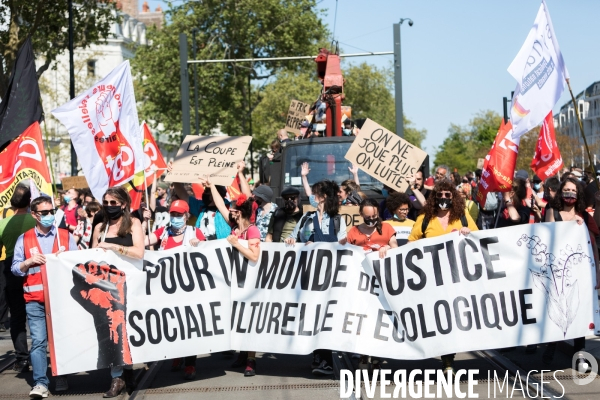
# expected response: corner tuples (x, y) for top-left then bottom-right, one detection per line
(144, 0), (600, 156)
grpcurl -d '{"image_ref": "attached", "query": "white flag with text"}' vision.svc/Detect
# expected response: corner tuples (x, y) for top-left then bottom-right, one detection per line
(52, 61), (144, 200)
(508, 0), (568, 140)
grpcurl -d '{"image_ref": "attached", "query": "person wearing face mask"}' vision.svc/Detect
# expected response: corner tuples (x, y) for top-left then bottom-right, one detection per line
(60, 187), (82, 233)
(73, 201), (101, 249)
(498, 178), (540, 227)
(90, 187), (145, 397)
(11, 196), (77, 398)
(252, 185), (277, 241)
(266, 187), (303, 242)
(543, 177), (600, 372)
(408, 180), (477, 376)
(384, 192), (415, 246)
(532, 175), (544, 198)
(341, 198), (398, 372)
(342, 119), (355, 136)
(285, 180), (346, 376)
(144, 200), (205, 380)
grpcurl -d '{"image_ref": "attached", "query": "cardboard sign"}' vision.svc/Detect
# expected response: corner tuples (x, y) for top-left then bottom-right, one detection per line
(61, 176), (89, 189)
(303, 205), (363, 233)
(164, 135), (252, 187)
(285, 100), (310, 135)
(345, 119), (428, 192)
(477, 158), (485, 169)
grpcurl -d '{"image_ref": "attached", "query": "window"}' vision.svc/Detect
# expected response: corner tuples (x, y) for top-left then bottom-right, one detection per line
(87, 60), (96, 77)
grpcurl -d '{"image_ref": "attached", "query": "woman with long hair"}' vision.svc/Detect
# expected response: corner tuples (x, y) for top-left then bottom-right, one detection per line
(203, 177), (262, 377)
(408, 180), (477, 375)
(285, 180), (346, 376)
(543, 177), (600, 370)
(497, 178), (541, 227)
(90, 187), (145, 398)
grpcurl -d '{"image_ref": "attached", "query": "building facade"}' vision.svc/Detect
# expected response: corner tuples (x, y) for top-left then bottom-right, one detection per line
(554, 81), (600, 145)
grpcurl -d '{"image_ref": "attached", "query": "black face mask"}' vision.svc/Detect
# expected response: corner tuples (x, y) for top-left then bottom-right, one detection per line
(437, 198), (452, 210)
(363, 217), (378, 227)
(104, 206), (124, 220)
(284, 198), (297, 213)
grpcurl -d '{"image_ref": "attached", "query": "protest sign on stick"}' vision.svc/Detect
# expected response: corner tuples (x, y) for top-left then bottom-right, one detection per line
(285, 100), (310, 135)
(345, 119), (427, 192)
(61, 176), (89, 189)
(164, 135), (252, 187)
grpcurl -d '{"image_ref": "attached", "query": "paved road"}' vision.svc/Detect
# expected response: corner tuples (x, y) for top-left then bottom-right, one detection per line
(1, 326), (600, 399)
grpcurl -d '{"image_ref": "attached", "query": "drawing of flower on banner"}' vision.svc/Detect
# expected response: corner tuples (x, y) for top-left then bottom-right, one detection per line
(517, 234), (590, 337)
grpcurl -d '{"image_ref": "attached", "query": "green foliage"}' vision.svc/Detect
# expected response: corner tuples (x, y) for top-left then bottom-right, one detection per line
(434, 110), (503, 174)
(131, 0), (326, 144)
(0, 0), (117, 95)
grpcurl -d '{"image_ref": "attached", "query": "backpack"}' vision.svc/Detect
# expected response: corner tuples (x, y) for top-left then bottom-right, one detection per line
(296, 211), (341, 242)
(421, 214), (468, 238)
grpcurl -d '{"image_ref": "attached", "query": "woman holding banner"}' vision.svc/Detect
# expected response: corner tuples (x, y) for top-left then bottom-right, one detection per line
(543, 177), (600, 372)
(342, 197), (398, 371)
(203, 177), (262, 377)
(90, 187), (145, 398)
(285, 180), (346, 376)
(408, 180), (477, 376)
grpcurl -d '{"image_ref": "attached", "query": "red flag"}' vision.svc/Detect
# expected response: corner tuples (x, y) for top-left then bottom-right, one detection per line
(142, 122), (167, 187)
(0, 122), (53, 208)
(191, 176), (243, 201)
(530, 111), (563, 179)
(476, 120), (519, 207)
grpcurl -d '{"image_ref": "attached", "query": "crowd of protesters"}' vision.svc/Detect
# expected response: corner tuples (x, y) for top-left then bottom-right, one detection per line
(0, 153), (599, 398)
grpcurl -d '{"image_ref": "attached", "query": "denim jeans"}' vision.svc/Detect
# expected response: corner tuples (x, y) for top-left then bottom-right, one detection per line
(26, 301), (49, 388)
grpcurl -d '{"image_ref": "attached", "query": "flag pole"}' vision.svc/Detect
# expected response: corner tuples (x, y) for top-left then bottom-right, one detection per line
(566, 78), (595, 177)
(143, 171), (152, 249)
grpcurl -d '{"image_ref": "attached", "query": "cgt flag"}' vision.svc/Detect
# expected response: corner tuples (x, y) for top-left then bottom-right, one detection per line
(0, 122), (52, 208)
(142, 121), (167, 187)
(508, 0), (568, 140)
(476, 120), (519, 207)
(52, 61), (144, 200)
(531, 111), (563, 179)
(0, 37), (44, 152)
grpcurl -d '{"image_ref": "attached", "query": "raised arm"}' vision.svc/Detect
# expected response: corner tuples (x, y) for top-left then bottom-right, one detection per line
(237, 161), (252, 197)
(301, 162), (312, 196)
(349, 164), (361, 186)
(205, 176), (231, 224)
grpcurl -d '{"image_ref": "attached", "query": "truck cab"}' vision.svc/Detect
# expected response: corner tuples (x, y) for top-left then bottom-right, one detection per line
(269, 136), (385, 205)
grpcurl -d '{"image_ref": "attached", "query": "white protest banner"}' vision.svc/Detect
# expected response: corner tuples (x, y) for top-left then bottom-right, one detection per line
(230, 222), (598, 359)
(51, 61), (144, 200)
(44, 223), (599, 375)
(45, 242), (231, 376)
(164, 135), (252, 187)
(285, 100), (310, 135)
(508, 0), (568, 140)
(345, 119), (427, 192)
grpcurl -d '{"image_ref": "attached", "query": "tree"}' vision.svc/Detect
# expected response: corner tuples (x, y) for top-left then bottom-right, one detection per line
(434, 110), (503, 173)
(343, 62), (426, 148)
(131, 0), (327, 144)
(0, 0), (117, 95)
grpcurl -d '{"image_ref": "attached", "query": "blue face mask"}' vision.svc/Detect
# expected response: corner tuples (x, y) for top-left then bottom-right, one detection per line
(342, 128), (352, 136)
(63, 196), (72, 203)
(170, 216), (185, 229)
(382, 189), (389, 198)
(40, 215), (55, 228)
(533, 183), (541, 191)
(309, 195), (320, 208)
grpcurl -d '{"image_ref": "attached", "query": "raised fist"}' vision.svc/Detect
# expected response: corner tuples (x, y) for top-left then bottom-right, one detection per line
(70, 261), (132, 369)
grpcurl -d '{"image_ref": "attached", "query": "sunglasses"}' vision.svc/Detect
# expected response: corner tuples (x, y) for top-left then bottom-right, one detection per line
(103, 200), (121, 206)
(436, 192), (452, 199)
(397, 208), (410, 212)
(35, 209), (56, 216)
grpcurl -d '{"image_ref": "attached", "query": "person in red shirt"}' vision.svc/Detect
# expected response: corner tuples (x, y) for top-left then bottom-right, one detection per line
(144, 200), (205, 380)
(61, 187), (81, 233)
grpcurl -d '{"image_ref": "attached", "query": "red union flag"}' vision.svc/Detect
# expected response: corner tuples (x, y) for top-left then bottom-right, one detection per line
(476, 120), (519, 207)
(0, 122), (52, 207)
(51, 61), (144, 200)
(142, 122), (167, 187)
(531, 111), (563, 178)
